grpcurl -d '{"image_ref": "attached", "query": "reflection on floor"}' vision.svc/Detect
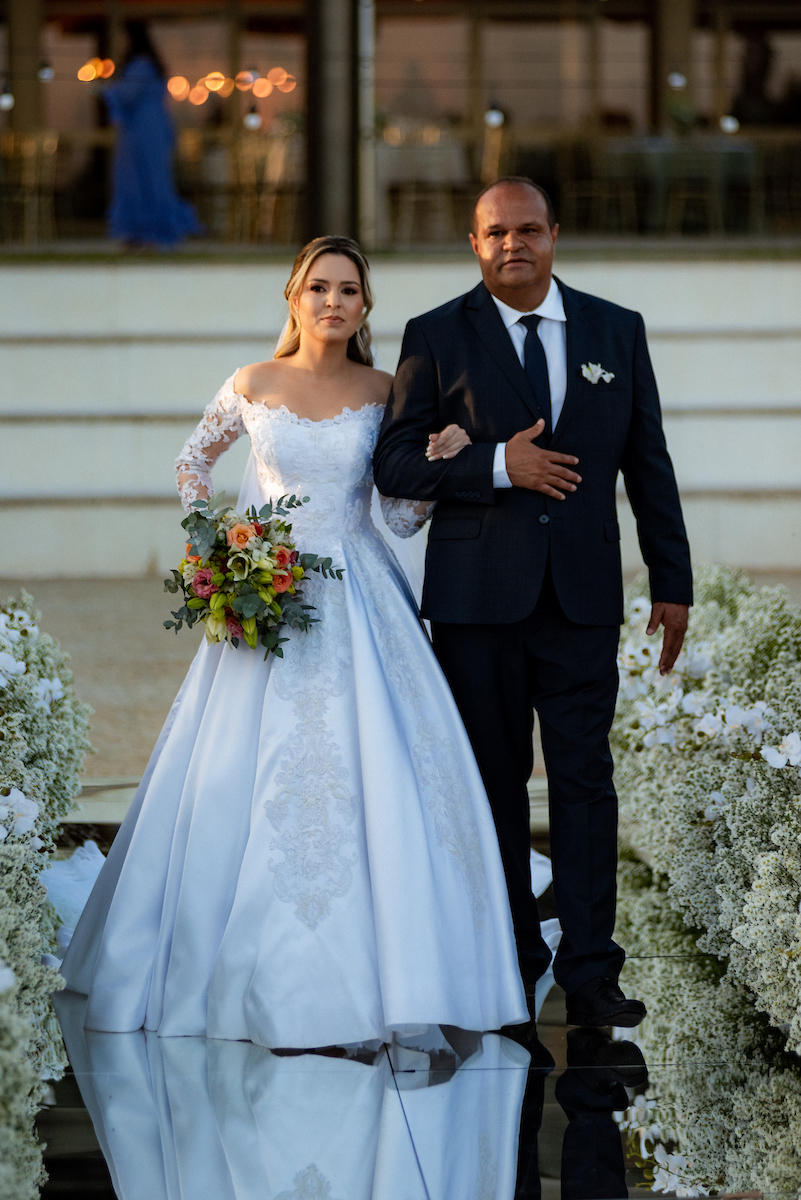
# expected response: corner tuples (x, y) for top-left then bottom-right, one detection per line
(42, 987), (659, 1200)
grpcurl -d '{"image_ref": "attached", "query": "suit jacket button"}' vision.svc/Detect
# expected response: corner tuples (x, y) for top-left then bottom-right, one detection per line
(539, 514), (550, 524)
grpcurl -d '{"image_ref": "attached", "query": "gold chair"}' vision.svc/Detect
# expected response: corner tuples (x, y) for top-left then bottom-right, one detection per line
(557, 139), (638, 234)
(664, 147), (725, 235)
(231, 131), (302, 244)
(0, 131), (59, 244)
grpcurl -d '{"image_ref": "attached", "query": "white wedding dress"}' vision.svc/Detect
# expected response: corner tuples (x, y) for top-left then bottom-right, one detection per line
(55, 989), (530, 1200)
(61, 373), (528, 1048)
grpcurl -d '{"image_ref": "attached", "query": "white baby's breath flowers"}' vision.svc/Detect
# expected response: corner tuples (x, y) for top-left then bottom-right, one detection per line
(761, 730), (801, 769)
(0, 591), (91, 1196)
(0, 648), (26, 688)
(613, 565), (801, 1194)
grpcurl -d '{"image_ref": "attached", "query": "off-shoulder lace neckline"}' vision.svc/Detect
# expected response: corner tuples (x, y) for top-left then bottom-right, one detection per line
(230, 373), (384, 427)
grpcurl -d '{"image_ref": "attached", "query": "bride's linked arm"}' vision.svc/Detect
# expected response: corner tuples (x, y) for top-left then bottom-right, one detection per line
(175, 380), (245, 511)
(378, 423), (472, 537)
(379, 496), (435, 538)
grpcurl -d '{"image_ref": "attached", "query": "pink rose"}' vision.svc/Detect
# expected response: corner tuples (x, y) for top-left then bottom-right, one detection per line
(191, 568), (218, 599)
(226, 615), (245, 640)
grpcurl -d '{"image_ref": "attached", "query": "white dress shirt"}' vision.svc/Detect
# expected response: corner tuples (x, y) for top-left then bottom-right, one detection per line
(489, 278), (568, 488)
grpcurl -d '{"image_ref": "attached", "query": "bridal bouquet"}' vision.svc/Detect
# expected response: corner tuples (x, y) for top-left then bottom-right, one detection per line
(164, 492), (343, 658)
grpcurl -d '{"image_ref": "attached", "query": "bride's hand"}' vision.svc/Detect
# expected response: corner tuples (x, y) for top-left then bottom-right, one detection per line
(426, 425), (472, 461)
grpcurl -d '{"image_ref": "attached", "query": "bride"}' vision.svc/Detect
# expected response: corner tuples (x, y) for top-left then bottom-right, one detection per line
(61, 235), (529, 1049)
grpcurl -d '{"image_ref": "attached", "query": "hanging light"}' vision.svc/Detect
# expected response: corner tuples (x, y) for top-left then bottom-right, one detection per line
(218, 78), (235, 98)
(0, 86), (14, 112)
(252, 78), (273, 98)
(668, 72), (688, 90)
(235, 71), (254, 91)
(277, 74), (297, 94)
(188, 84), (209, 106)
(38, 62), (55, 83)
(204, 71), (225, 92)
(243, 106), (262, 131)
(720, 115), (740, 134)
(484, 108), (504, 128)
(266, 67), (288, 87)
(167, 76), (190, 100)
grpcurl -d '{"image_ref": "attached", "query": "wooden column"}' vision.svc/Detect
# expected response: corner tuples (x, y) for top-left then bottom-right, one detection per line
(356, 0), (376, 249)
(652, 0), (695, 131)
(560, 0), (582, 129)
(227, 0), (243, 131)
(106, 0), (123, 68)
(8, 0), (44, 132)
(588, 2), (602, 129)
(306, 0), (356, 239)
(713, 0), (730, 123)
(467, 6), (484, 179)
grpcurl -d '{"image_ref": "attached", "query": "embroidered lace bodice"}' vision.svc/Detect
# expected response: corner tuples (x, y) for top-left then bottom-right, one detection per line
(175, 373), (433, 543)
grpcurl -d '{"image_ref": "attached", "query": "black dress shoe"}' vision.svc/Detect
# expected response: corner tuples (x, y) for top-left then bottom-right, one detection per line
(565, 976), (646, 1028)
(566, 1025), (648, 1091)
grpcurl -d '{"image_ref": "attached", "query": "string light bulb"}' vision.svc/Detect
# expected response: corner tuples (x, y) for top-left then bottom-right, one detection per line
(167, 76), (190, 100)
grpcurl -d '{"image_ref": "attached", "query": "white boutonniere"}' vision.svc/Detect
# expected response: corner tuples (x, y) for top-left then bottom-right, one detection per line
(581, 362), (615, 384)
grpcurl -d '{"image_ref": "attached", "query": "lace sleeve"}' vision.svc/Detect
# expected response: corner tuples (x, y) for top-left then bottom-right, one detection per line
(379, 496), (435, 539)
(175, 374), (245, 511)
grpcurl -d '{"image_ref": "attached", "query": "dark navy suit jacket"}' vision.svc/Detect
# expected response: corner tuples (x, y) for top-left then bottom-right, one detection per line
(373, 277), (692, 626)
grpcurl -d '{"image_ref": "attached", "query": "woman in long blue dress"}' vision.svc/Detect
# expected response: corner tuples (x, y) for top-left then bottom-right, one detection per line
(105, 22), (201, 247)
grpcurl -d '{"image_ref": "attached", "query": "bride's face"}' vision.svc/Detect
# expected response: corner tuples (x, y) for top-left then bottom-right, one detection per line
(293, 253), (365, 348)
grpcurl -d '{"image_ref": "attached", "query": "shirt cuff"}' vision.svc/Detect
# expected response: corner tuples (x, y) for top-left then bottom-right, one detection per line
(492, 442), (513, 489)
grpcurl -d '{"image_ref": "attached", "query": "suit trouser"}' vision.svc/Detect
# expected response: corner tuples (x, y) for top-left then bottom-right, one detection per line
(432, 564), (625, 997)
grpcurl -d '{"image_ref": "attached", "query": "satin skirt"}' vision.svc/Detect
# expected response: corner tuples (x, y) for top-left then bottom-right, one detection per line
(61, 526), (528, 1047)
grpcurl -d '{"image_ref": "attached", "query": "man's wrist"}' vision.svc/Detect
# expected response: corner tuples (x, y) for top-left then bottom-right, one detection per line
(492, 442), (513, 489)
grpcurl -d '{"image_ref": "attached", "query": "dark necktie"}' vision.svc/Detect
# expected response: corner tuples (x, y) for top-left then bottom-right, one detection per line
(518, 314), (552, 436)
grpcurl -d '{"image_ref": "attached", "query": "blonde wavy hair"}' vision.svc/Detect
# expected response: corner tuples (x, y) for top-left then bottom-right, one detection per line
(274, 235), (375, 366)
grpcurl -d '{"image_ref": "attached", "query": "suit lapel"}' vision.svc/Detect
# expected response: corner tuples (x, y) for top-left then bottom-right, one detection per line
(465, 282), (544, 424)
(552, 278), (590, 444)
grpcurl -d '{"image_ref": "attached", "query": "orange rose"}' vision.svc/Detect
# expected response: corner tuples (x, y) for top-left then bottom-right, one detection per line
(273, 545), (291, 567)
(272, 570), (292, 593)
(226, 522), (256, 550)
(185, 542), (202, 563)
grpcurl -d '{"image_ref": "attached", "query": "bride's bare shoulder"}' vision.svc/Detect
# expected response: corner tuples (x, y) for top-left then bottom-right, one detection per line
(357, 365), (394, 404)
(233, 360), (283, 398)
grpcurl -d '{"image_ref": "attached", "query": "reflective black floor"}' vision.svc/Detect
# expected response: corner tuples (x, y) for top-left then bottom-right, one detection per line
(37, 984), (668, 1200)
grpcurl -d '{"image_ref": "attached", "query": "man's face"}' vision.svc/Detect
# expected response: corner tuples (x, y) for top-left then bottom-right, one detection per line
(469, 185), (558, 300)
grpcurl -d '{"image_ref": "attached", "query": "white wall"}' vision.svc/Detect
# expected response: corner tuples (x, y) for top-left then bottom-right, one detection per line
(1, 255), (799, 577)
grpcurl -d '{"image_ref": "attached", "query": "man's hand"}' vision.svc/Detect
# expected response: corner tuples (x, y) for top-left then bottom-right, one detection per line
(505, 420), (582, 499)
(647, 602), (689, 675)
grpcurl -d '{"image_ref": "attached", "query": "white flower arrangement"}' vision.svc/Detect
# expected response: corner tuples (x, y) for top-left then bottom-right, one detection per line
(612, 565), (801, 1194)
(580, 361), (615, 384)
(0, 592), (91, 1198)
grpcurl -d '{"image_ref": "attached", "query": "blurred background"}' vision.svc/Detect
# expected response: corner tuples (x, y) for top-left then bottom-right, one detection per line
(2, 0), (801, 246)
(0, 0), (799, 789)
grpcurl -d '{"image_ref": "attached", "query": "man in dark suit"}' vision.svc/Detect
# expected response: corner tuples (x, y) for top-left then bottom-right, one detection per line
(373, 177), (692, 1028)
